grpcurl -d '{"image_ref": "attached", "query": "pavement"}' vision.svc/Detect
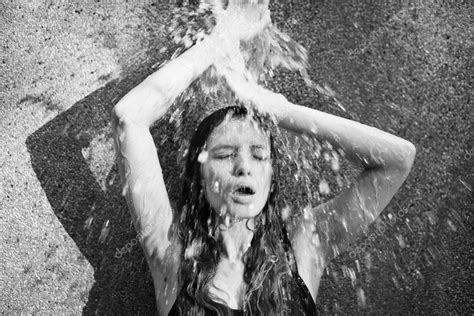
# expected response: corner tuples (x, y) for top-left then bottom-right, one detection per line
(1, 0), (471, 314)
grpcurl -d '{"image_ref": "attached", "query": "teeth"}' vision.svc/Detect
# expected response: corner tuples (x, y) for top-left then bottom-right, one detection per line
(236, 187), (254, 194)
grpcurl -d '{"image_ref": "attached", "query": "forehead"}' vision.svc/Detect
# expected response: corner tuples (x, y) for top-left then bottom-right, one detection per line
(206, 117), (270, 148)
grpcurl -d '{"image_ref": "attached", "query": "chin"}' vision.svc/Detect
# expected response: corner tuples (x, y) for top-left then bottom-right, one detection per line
(227, 201), (264, 219)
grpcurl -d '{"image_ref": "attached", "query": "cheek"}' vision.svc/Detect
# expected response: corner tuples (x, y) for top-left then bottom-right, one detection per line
(255, 163), (273, 200)
(260, 163), (273, 186)
(201, 163), (230, 193)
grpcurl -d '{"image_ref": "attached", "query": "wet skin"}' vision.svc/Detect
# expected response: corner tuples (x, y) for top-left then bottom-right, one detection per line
(200, 116), (273, 219)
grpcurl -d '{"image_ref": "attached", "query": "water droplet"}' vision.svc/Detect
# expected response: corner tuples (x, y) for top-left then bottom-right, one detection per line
(121, 182), (129, 196)
(392, 276), (401, 290)
(446, 219), (457, 231)
(212, 181), (220, 193)
(99, 220), (110, 243)
(341, 218), (348, 232)
(331, 154), (340, 172)
(185, 238), (202, 259)
(336, 175), (344, 188)
(303, 205), (312, 221)
(355, 259), (361, 272)
(197, 151), (209, 163)
(311, 234), (320, 247)
(84, 216), (94, 230)
(319, 179), (330, 195)
(424, 211), (438, 225)
(323, 152), (331, 162)
(396, 234), (406, 248)
(281, 205), (290, 221)
(108, 174), (116, 186)
(219, 204), (227, 216)
(159, 47), (167, 54)
(356, 287), (366, 307)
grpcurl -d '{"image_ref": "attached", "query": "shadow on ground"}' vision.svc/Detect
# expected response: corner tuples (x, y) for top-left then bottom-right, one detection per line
(24, 1), (472, 314)
(25, 62), (183, 314)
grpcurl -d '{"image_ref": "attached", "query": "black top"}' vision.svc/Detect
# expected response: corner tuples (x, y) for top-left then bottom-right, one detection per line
(168, 270), (317, 315)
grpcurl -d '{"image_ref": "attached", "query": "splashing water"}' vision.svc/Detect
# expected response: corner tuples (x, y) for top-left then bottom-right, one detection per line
(99, 219), (110, 243)
(156, 1), (349, 222)
(124, 0), (439, 307)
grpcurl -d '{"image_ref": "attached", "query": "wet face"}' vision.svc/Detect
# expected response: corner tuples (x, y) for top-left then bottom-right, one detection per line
(200, 116), (273, 219)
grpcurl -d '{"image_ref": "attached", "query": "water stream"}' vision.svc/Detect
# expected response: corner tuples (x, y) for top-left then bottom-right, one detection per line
(163, 0), (350, 213)
(93, 0), (450, 310)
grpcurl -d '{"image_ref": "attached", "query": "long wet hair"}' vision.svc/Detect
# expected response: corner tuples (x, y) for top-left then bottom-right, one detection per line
(175, 106), (302, 314)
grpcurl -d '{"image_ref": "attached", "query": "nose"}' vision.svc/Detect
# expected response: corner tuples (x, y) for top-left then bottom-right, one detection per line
(233, 154), (251, 177)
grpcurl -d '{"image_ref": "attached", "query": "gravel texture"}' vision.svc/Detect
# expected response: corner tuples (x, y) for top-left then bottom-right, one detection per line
(1, 0), (471, 314)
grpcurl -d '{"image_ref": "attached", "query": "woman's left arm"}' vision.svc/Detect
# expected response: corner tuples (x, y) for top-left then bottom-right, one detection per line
(273, 95), (415, 260)
(222, 71), (416, 261)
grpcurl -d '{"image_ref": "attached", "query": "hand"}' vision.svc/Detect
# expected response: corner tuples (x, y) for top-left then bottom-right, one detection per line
(219, 65), (271, 113)
(209, 0), (271, 43)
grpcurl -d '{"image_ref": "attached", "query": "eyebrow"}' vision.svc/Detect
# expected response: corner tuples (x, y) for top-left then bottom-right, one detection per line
(210, 144), (269, 151)
(210, 145), (236, 151)
(250, 144), (268, 150)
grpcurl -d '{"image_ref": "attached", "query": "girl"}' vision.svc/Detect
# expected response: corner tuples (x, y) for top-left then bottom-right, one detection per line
(112, 3), (415, 315)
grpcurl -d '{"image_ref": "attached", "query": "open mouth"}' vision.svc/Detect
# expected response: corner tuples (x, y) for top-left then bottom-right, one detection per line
(234, 186), (255, 195)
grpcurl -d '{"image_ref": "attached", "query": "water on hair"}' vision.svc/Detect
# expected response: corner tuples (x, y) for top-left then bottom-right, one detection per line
(106, 1), (447, 311)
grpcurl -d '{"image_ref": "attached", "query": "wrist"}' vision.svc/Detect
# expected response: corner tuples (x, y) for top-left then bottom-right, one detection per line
(261, 90), (289, 121)
(207, 30), (240, 61)
(170, 36), (219, 81)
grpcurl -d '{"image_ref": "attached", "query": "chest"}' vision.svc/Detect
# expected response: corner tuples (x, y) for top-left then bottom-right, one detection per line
(209, 258), (247, 309)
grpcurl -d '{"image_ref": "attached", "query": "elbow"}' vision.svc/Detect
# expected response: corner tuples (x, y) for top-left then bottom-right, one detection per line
(112, 91), (143, 125)
(111, 82), (167, 127)
(112, 95), (135, 126)
(112, 101), (125, 124)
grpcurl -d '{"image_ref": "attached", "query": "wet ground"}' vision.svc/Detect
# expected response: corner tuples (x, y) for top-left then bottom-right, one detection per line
(1, 0), (472, 314)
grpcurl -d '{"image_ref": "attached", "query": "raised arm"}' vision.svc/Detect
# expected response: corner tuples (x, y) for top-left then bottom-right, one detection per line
(112, 0), (271, 263)
(271, 95), (415, 256)
(112, 5), (270, 314)
(112, 35), (226, 314)
(222, 72), (415, 251)
(112, 32), (221, 260)
(221, 71), (415, 297)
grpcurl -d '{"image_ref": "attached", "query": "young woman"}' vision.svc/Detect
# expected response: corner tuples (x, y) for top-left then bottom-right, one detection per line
(112, 3), (416, 315)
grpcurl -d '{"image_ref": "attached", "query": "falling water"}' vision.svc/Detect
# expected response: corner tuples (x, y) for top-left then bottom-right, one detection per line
(96, 0), (455, 312)
(160, 0), (351, 215)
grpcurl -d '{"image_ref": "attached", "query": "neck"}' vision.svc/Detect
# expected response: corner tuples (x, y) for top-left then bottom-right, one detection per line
(218, 218), (255, 263)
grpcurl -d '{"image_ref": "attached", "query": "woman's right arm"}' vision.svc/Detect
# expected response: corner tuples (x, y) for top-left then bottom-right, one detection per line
(112, 35), (222, 263)
(112, 6), (269, 313)
(112, 3), (271, 264)
(112, 35), (229, 315)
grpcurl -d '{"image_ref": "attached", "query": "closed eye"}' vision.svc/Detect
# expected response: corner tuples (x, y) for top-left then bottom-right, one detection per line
(253, 154), (267, 161)
(252, 148), (269, 161)
(214, 151), (235, 159)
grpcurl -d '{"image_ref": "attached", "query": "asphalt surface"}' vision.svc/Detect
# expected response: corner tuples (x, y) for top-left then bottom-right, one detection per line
(1, 0), (472, 314)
